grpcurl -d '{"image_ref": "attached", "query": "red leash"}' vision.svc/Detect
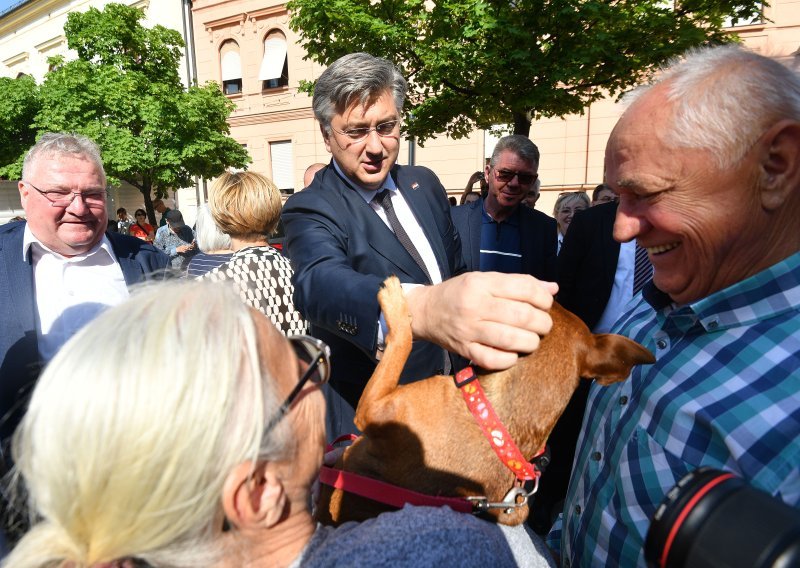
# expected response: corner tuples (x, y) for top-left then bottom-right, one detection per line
(454, 366), (545, 482)
(318, 465), (474, 513)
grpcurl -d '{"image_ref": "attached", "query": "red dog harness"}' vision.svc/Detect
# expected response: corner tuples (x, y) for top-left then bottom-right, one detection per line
(318, 366), (550, 515)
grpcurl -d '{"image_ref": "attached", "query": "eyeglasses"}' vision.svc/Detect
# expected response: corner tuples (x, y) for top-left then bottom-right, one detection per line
(492, 168), (536, 186)
(330, 120), (400, 142)
(263, 335), (331, 435)
(23, 181), (107, 208)
(558, 206), (588, 215)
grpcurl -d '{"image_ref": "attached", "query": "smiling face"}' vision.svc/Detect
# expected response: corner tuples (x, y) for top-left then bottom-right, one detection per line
(19, 154), (108, 257)
(555, 195), (588, 235)
(322, 90), (401, 191)
(608, 84), (768, 305)
(485, 150), (538, 218)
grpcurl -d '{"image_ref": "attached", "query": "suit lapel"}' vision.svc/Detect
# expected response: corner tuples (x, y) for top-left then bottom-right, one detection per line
(2, 224), (37, 333)
(330, 167), (427, 282)
(519, 208), (538, 275)
(467, 201), (482, 270)
(394, 168), (443, 282)
(107, 232), (143, 287)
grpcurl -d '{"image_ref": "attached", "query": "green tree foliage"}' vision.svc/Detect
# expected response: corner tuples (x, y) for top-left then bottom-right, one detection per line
(288, 0), (764, 141)
(2, 3), (249, 224)
(0, 75), (40, 178)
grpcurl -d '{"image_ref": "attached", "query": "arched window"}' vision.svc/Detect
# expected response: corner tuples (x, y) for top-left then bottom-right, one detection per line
(259, 30), (288, 90)
(220, 40), (242, 95)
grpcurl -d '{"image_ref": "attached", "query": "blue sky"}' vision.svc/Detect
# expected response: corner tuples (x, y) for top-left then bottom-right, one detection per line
(0, 0), (24, 15)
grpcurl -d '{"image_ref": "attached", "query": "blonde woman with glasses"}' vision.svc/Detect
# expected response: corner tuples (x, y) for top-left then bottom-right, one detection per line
(4, 281), (554, 567)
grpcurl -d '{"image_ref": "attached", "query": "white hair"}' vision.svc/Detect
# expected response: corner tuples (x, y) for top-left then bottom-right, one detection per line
(22, 132), (106, 182)
(195, 203), (232, 252)
(7, 280), (289, 567)
(625, 45), (800, 169)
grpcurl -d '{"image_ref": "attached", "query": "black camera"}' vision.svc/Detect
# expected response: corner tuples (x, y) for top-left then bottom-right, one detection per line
(645, 467), (800, 568)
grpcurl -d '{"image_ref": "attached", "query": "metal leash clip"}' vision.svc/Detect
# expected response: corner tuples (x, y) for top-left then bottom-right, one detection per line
(467, 483), (538, 514)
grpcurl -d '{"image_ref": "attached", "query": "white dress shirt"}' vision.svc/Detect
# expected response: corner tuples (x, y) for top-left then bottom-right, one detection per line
(593, 240), (635, 333)
(24, 225), (129, 361)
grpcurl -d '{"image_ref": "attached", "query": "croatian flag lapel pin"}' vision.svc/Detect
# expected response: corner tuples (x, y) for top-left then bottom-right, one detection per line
(411, 182), (420, 190)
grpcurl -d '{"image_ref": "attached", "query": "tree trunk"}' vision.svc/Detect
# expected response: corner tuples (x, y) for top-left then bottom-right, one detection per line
(141, 185), (157, 227)
(513, 111), (532, 137)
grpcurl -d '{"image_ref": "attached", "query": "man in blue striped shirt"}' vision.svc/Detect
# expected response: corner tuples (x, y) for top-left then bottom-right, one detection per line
(549, 45), (800, 566)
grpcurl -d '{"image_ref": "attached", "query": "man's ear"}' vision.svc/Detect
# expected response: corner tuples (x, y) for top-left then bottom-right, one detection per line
(222, 461), (288, 531)
(758, 120), (800, 211)
(320, 124), (332, 153)
(18, 181), (29, 208)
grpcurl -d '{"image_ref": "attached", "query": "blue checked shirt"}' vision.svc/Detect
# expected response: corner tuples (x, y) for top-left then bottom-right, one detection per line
(548, 251), (800, 567)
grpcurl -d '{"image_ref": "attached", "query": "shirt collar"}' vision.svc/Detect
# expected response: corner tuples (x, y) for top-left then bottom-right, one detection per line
(331, 159), (397, 204)
(23, 223), (116, 263)
(481, 200), (520, 227)
(647, 250), (800, 333)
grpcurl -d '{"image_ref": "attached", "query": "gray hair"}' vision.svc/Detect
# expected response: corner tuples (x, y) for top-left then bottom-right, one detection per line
(22, 132), (106, 181)
(195, 204), (232, 252)
(8, 280), (289, 567)
(313, 52), (407, 132)
(489, 135), (541, 169)
(627, 45), (800, 169)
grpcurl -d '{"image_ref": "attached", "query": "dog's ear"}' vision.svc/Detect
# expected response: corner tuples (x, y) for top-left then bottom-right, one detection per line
(580, 334), (655, 386)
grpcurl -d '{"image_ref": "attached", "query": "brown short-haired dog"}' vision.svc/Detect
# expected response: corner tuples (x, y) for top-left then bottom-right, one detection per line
(318, 276), (654, 526)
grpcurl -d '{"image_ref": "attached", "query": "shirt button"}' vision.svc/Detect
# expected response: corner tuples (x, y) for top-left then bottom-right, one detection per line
(591, 451), (602, 461)
(619, 395), (629, 405)
(574, 505), (582, 514)
(656, 339), (667, 350)
(708, 320), (719, 330)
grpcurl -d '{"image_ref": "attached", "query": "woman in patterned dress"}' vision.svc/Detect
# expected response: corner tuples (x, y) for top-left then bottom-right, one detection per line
(202, 171), (307, 336)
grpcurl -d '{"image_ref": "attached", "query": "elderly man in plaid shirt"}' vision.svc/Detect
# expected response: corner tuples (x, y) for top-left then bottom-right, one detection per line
(548, 45), (800, 566)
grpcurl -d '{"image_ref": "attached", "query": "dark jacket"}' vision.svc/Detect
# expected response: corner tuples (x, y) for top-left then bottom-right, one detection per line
(0, 222), (169, 445)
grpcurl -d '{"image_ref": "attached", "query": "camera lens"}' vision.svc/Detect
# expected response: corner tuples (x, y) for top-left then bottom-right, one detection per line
(645, 467), (800, 568)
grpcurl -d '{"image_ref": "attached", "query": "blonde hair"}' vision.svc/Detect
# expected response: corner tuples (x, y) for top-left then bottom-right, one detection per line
(208, 171), (282, 239)
(553, 191), (590, 216)
(6, 281), (289, 567)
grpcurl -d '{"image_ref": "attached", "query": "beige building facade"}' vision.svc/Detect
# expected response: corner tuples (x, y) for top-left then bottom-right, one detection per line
(2, 0), (799, 222)
(191, 0), (800, 216)
(0, 0), (199, 224)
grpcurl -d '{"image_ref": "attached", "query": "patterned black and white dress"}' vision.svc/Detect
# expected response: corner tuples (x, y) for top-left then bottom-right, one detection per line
(201, 246), (307, 336)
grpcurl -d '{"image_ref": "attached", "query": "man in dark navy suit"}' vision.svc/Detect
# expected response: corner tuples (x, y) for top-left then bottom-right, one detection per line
(451, 135), (557, 282)
(0, 133), (168, 451)
(282, 53), (557, 436)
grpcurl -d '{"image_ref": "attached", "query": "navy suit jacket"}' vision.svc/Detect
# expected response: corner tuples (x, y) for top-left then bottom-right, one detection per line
(450, 198), (558, 282)
(556, 201), (620, 330)
(0, 221), (169, 445)
(282, 163), (465, 413)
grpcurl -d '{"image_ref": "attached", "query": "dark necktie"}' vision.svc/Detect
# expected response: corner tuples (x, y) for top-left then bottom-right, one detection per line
(633, 243), (653, 295)
(374, 189), (431, 282)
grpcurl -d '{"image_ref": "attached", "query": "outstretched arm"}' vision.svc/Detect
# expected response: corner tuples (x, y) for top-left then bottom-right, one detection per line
(406, 272), (557, 370)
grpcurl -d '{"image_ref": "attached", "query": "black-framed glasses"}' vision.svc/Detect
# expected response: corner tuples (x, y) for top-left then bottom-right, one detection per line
(330, 119), (401, 142)
(263, 335), (331, 435)
(23, 181), (107, 208)
(492, 168), (536, 186)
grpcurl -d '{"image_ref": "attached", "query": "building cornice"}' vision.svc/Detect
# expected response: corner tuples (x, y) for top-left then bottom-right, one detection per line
(0, 0), (69, 37)
(229, 106), (313, 127)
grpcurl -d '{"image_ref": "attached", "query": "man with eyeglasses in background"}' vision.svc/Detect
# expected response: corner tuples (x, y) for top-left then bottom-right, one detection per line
(283, 54), (557, 439)
(0, 133), (168, 472)
(451, 135), (557, 283)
